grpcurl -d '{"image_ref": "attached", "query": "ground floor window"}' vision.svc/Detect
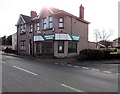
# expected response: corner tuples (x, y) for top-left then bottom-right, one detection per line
(20, 40), (26, 51)
(68, 41), (77, 53)
(35, 42), (40, 53)
(58, 41), (64, 53)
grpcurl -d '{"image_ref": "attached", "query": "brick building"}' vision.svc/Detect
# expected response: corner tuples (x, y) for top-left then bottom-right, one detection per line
(16, 5), (90, 58)
(113, 37), (120, 48)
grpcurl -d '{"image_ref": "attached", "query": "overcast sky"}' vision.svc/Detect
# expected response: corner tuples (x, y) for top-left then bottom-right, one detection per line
(0, 0), (119, 41)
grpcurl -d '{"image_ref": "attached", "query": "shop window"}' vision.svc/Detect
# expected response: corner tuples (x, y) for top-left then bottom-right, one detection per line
(58, 41), (64, 53)
(68, 41), (77, 53)
(36, 42), (40, 53)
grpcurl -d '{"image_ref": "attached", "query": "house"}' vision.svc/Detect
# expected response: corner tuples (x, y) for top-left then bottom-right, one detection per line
(88, 42), (97, 49)
(12, 33), (17, 50)
(16, 5), (90, 58)
(113, 37), (120, 48)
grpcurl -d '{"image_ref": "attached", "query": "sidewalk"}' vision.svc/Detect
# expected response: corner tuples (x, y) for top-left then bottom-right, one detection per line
(2, 51), (120, 64)
(1, 52), (78, 64)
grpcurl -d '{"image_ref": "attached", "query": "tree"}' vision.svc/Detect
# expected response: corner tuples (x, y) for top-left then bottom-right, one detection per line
(2, 36), (6, 45)
(94, 29), (113, 47)
(6, 35), (12, 45)
(0, 35), (12, 45)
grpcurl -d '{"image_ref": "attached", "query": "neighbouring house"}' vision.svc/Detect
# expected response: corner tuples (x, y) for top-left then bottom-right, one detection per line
(88, 42), (97, 49)
(12, 33), (17, 50)
(16, 5), (90, 58)
(113, 37), (120, 48)
(113, 37), (120, 52)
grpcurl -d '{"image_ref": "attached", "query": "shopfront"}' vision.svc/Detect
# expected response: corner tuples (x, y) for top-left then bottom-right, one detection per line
(34, 34), (80, 58)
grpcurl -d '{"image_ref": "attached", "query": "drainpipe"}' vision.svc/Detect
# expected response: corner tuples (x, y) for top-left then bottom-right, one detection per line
(71, 16), (72, 34)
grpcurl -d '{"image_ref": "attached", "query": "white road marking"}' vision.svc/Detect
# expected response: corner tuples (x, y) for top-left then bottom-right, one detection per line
(12, 65), (38, 76)
(67, 64), (72, 67)
(73, 66), (80, 68)
(91, 69), (100, 71)
(1, 61), (6, 64)
(82, 67), (89, 70)
(61, 64), (65, 65)
(61, 84), (84, 92)
(103, 71), (112, 74)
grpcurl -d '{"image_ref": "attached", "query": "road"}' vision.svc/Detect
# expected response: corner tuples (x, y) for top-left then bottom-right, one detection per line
(1, 54), (119, 93)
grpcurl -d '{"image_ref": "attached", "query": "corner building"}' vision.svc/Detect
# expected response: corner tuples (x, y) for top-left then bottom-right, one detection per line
(16, 5), (90, 58)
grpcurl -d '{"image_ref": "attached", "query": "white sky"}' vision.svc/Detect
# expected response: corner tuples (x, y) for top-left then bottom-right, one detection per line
(0, 0), (119, 41)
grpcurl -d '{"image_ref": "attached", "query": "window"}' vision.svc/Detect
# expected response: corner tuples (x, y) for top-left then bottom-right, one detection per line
(36, 42), (40, 53)
(58, 17), (64, 28)
(29, 24), (33, 32)
(68, 41), (77, 53)
(20, 40), (26, 51)
(43, 18), (47, 30)
(36, 22), (40, 31)
(49, 16), (53, 29)
(58, 41), (64, 53)
(20, 25), (23, 33)
(23, 24), (26, 31)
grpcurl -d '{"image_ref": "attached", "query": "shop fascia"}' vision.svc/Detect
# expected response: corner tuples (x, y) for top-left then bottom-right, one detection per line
(34, 34), (80, 41)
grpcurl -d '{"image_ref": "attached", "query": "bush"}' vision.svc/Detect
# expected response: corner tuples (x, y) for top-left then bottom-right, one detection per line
(78, 49), (120, 60)
(78, 49), (104, 60)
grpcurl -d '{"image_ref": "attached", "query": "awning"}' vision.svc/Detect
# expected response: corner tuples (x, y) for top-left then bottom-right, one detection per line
(34, 34), (80, 42)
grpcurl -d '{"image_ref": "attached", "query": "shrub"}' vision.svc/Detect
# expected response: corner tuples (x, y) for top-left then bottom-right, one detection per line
(78, 49), (104, 60)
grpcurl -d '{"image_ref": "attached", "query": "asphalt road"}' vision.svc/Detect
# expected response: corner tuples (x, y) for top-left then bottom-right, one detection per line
(1, 54), (119, 93)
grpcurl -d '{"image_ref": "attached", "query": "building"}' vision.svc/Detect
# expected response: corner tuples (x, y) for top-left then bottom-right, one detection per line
(88, 42), (97, 49)
(113, 37), (120, 48)
(12, 33), (17, 50)
(16, 5), (90, 58)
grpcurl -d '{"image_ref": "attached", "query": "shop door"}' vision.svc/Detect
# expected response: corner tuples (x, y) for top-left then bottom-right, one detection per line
(42, 41), (53, 56)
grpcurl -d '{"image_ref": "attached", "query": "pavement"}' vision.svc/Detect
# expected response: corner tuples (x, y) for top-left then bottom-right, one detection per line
(2, 51), (120, 64)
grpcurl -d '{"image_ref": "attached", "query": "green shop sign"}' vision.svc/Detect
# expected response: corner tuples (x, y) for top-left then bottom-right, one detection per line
(34, 34), (80, 41)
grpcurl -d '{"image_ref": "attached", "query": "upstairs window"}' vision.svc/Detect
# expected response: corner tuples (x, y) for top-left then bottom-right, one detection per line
(20, 25), (23, 33)
(43, 18), (47, 30)
(58, 17), (64, 28)
(49, 16), (53, 29)
(29, 24), (33, 32)
(36, 22), (40, 31)
(23, 24), (26, 31)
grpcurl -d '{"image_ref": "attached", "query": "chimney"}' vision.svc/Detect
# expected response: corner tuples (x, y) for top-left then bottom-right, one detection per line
(30, 11), (37, 17)
(79, 5), (84, 19)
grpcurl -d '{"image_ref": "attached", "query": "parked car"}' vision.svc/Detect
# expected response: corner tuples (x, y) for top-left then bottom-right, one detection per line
(2, 47), (12, 53)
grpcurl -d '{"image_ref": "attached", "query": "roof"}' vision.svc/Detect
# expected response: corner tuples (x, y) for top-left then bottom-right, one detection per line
(38, 7), (90, 24)
(16, 6), (90, 25)
(54, 9), (90, 24)
(113, 37), (120, 41)
(20, 14), (32, 23)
